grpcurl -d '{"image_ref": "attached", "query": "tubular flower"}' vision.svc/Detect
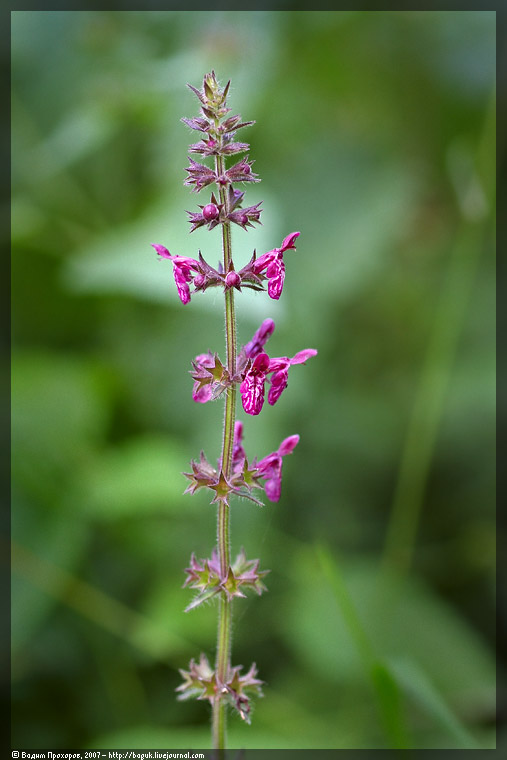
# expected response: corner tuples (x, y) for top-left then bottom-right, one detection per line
(257, 434), (300, 502)
(188, 319), (317, 415)
(266, 348), (318, 406)
(231, 423), (300, 503)
(152, 245), (235, 303)
(151, 244), (201, 305)
(239, 346), (317, 416)
(239, 352), (270, 416)
(253, 231), (300, 300)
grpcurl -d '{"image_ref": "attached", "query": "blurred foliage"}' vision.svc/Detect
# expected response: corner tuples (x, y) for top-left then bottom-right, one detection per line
(11, 10), (496, 751)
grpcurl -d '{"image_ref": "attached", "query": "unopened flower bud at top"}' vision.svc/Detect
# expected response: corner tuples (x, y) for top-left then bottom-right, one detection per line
(202, 203), (219, 221)
(225, 270), (241, 289)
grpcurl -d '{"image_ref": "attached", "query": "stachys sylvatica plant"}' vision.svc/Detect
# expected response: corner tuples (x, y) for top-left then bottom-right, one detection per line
(151, 72), (317, 750)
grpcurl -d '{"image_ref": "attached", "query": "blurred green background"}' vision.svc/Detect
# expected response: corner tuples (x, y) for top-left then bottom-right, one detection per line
(11, 10), (496, 751)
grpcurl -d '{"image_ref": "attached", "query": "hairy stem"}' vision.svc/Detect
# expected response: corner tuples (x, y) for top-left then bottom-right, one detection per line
(212, 153), (237, 751)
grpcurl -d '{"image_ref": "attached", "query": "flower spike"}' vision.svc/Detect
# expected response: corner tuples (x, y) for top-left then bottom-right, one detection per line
(153, 72), (316, 743)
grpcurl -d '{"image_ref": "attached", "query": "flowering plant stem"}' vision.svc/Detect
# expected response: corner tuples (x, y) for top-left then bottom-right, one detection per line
(152, 71), (317, 752)
(214, 155), (235, 749)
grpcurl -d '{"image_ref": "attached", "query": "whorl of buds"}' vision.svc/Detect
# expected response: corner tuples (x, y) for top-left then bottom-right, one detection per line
(177, 654), (263, 724)
(183, 548), (269, 611)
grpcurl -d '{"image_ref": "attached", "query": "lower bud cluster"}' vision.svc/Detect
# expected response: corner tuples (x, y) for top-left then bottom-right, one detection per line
(183, 548), (269, 612)
(177, 654), (263, 724)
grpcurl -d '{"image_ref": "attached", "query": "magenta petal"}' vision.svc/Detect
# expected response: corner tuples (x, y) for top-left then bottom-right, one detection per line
(259, 454), (283, 501)
(290, 348), (318, 365)
(278, 434), (300, 456)
(240, 352), (270, 415)
(266, 257), (285, 300)
(252, 352), (270, 373)
(171, 256), (200, 271)
(268, 369), (288, 405)
(240, 376), (265, 415)
(280, 231), (300, 251)
(232, 421), (246, 470)
(253, 250), (275, 274)
(192, 384), (213, 403)
(151, 243), (172, 259)
(264, 476), (281, 502)
(267, 273), (284, 300)
(257, 318), (275, 342)
(234, 420), (244, 444)
(268, 357), (290, 373)
(194, 352), (214, 366)
(173, 271), (191, 304)
(256, 451), (278, 472)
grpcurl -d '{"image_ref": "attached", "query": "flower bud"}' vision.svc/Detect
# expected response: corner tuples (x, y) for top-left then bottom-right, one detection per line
(202, 203), (219, 221)
(225, 270), (241, 289)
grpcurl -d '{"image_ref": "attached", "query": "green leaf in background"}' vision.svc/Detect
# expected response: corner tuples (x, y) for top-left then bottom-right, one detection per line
(74, 434), (191, 519)
(11, 504), (90, 659)
(282, 544), (494, 746)
(12, 351), (111, 484)
(12, 351), (112, 657)
(386, 656), (483, 749)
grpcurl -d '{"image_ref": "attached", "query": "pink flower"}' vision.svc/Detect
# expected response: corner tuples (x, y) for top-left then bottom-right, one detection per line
(253, 232), (300, 300)
(151, 244), (200, 305)
(266, 348), (318, 406)
(239, 346), (317, 416)
(257, 435), (300, 502)
(188, 319), (317, 415)
(240, 353), (270, 416)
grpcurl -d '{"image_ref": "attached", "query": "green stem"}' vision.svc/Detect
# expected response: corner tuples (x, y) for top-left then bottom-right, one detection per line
(212, 154), (237, 752)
